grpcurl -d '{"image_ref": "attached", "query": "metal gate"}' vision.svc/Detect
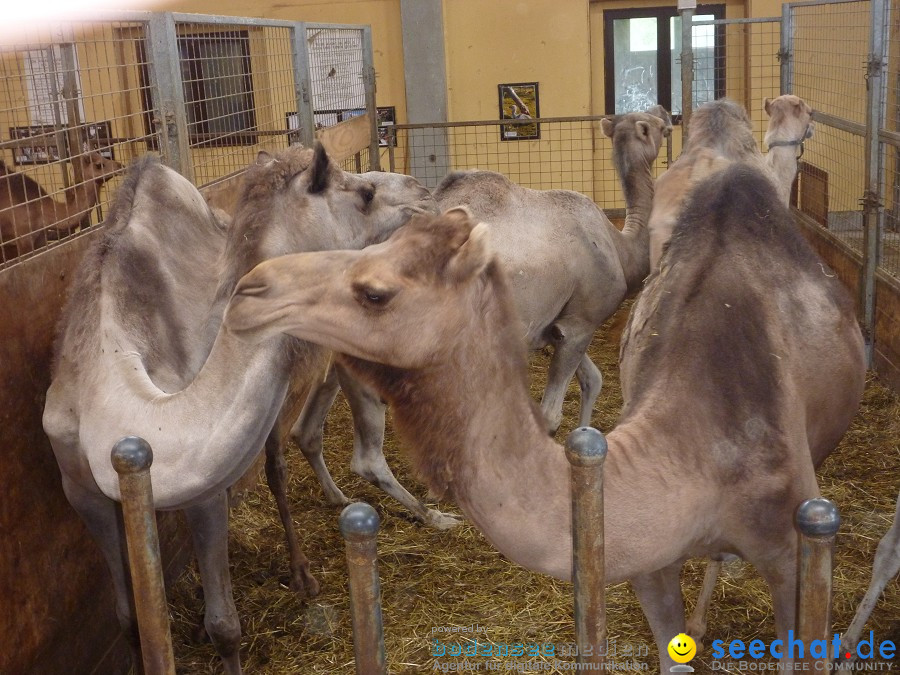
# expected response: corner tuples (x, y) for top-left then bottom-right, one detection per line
(0, 12), (378, 268)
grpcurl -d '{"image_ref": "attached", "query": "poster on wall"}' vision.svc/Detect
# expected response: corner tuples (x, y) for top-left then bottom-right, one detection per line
(9, 121), (115, 166)
(498, 82), (540, 141)
(376, 106), (396, 147)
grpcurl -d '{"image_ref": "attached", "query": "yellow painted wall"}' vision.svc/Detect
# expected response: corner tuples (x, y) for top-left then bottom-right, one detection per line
(0, 0), (876, 225)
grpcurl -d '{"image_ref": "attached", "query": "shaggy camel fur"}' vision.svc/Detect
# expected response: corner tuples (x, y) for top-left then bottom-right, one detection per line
(764, 94), (815, 205)
(0, 151), (122, 259)
(225, 165), (865, 670)
(648, 98), (768, 271)
(42, 145), (433, 674)
(289, 108), (671, 526)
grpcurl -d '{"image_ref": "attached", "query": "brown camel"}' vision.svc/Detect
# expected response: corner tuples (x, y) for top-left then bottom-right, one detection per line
(0, 151), (122, 260)
(289, 108), (671, 529)
(225, 163), (865, 670)
(42, 144), (433, 674)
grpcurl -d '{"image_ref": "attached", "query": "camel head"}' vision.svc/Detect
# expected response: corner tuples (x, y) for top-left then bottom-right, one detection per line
(235, 144), (435, 260)
(226, 207), (494, 369)
(601, 106), (671, 180)
(78, 150), (124, 184)
(764, 94), (814, 149)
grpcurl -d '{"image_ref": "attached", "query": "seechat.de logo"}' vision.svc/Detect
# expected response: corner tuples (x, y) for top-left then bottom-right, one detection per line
(711, 631), (896, 661)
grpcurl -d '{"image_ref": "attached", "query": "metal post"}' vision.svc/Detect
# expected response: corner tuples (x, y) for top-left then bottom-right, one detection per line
(387, 126), (397, 173)
(565, 427), (608, 666)
(111, 437), (176, 675)
(680, 6), (695, 143)
(291, 22), (316, 149)
(339, 502), (387, 675)
(796, 498), (840, 670)
(145, 13), (193, 180)
(860, 0), (888, 367)
(362, 26), (381, 171)
(780, 4), (793, 95)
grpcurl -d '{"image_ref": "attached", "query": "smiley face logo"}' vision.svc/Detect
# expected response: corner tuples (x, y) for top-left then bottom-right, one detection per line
(667, 633), (697, 663)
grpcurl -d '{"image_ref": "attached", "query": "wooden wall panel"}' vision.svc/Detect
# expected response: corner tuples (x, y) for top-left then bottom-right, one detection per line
(796, 214), (900, 391)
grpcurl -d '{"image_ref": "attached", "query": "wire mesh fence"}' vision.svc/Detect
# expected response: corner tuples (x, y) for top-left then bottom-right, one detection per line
(0, 13), (377, 269)
(387, 117), (670, 211)
(174, 22), (298, 187)
(692, 18), (782, 149)
(0, 20), (154, 266)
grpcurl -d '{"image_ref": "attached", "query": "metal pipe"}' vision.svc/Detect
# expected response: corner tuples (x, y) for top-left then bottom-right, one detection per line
(339, 502), (387, 675)
(565, 427), (608, 666)
(111, 436), (176, 675)
(680, 6), (695, 144)
(860, 0), (889, 367)
(780, 4), (793, 95)
(362, 26), (381, 171)
(796, 498), (841, 670)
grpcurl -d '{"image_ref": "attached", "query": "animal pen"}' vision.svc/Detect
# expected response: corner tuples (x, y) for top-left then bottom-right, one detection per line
(0, 3), (897, 674)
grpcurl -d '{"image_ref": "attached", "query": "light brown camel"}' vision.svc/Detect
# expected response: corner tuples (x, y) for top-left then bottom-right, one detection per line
(286, 108), (671, 531)
(0, 151), (122, 259)
(651, 96), (820, 646)
(42, 144), (433, 674)
(764, 94), (815, 205)
(225, 164), (865, 670)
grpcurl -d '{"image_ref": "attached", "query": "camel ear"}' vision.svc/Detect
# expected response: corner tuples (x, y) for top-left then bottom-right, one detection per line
(442, 205), (474, 221)
(764, 98), (773, 116)
(256, 150), (273, 166)
(447, 221), (490, 283)
(635, 121), (651, 139)
(600, 117), (615, 138)
(308, 142), (331, 194)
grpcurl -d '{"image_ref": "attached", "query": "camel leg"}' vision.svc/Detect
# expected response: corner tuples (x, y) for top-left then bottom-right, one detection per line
(60, 475), (144, 673)
(336, 363), (462, 529)
(574, 353), (603, 428)
(685, 559), (722, 650)
(183, 492), (242, 675)
(541, 323), (594, 435)
(290, 365), (350, 506)
(264, 430), (321, 597)
(630, 562), (686, 673)
(841, 492), (900, 657)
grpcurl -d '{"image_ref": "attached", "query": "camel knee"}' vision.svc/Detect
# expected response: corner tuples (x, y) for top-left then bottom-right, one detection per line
(351, 450), (392, 486)
(205, 612), (241, 658)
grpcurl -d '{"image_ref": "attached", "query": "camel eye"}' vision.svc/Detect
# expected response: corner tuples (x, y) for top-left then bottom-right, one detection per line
(353, 283), (395, 309)
(359, 185), (375, 205)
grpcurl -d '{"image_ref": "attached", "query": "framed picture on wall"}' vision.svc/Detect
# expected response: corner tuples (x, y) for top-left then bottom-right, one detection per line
(82, 120), (115, 160)
(377, 106), (396, 147)
(9, 126), (61, 165)
(498, 82), (540, 141)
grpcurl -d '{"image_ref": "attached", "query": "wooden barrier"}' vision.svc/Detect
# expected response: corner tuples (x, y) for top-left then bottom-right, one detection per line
(795, 212), (900, 389)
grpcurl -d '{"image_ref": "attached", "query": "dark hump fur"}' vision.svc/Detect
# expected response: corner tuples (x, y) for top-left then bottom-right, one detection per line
(51, 155), (164, 375)
(623, 164), (849, 479)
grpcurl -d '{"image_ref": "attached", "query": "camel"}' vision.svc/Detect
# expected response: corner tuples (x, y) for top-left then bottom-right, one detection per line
(647, 96), (820, 645)
(42, 144), (434, 674)
(0, 151), (122, 260)
(288, 108), (671, 527)
(649, 96), (816, 273)
(225, 161), (865, 670)
(840, 492), (900, 657)
(764, 94), (815, 205)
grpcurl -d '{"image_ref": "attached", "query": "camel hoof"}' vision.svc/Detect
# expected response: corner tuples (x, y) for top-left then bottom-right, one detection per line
(290, 572), (321, 598)
(425, 509), (463, 530)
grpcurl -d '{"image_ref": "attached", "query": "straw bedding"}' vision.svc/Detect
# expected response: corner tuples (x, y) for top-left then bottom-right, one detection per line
(169, 306), (899, 674)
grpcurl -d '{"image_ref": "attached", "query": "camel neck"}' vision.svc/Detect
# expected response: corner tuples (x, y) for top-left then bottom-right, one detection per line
(765, 147), (799, 205)
(378, 271), (697, 582)
(616, 161), (654, 291)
